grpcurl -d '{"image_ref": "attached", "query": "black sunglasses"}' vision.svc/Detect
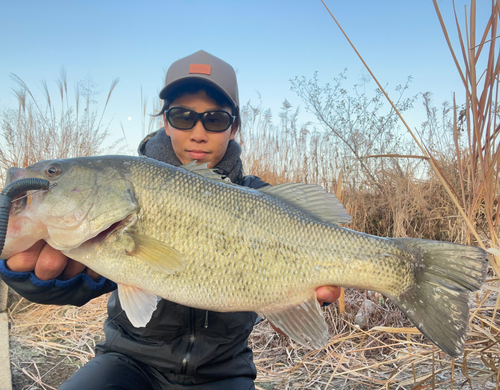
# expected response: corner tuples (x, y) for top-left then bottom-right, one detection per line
(165, 107), (235, 132)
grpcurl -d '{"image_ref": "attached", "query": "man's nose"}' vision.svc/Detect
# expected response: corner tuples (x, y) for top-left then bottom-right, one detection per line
(189, 120), (209, 142)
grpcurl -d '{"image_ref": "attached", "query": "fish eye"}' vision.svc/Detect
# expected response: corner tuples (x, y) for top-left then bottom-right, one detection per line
(44, 162), (63, 178)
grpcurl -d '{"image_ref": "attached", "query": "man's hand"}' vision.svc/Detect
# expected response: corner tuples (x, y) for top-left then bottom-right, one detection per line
(316, 285), (341, 306)
(6, 240), (100, 281)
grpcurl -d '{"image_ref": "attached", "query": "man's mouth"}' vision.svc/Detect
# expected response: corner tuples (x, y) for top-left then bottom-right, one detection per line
(187, 150), (209, 160)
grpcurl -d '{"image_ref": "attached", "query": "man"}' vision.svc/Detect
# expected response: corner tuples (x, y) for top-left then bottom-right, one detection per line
(1, 50), (339, 389)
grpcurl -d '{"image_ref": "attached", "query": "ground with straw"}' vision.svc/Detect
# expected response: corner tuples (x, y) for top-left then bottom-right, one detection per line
(8, 292), (108, 390)
(7, 281), (498, 389)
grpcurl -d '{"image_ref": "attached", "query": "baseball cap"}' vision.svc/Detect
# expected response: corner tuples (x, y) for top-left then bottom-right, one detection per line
(159, 50), (239, 111)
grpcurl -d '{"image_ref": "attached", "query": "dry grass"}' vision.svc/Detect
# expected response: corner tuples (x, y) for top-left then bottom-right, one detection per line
(8, 293), (109, 390)
(7, 282), (498, 389)
(0, 68), (121, 181)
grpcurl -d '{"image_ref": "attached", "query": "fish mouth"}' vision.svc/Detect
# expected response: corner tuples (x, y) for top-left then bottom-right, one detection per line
(89, 214), (137, 244)
(91, 221), (122, 243)
(10, 191), (28, 215)
(10, 189), (46, 216)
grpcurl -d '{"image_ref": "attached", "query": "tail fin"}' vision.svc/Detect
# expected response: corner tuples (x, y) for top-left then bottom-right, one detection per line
(390, 238), (488, 357)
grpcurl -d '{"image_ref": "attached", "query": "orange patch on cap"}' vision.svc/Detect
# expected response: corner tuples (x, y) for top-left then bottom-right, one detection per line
(189, 64), (211, 75)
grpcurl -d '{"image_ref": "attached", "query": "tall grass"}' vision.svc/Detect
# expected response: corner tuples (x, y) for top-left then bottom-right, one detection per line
(432, 0), (500, 264)
(0, 68), (121, 181)
(313, 0), (499, 259)
(237, 90), (460, 241)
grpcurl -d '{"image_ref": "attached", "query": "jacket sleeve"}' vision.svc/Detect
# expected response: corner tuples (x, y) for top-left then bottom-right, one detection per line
(0, 260), (116, 306)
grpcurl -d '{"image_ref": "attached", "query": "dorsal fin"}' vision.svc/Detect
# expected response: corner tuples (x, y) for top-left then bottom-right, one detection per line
(182, 162), (349, 224)
(259, 183), (351, 225)
(181, 161), (230, 183)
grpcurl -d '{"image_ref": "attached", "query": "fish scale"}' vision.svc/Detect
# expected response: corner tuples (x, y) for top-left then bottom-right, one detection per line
(1, 155), (489, 356)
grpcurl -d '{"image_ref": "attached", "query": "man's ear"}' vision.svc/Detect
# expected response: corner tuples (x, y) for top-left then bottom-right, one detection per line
(163, 115), (170, 136)
(229, 124), (237, 140)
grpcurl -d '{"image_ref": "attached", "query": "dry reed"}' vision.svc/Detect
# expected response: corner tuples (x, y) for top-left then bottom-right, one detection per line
(0, 68), (122, 181)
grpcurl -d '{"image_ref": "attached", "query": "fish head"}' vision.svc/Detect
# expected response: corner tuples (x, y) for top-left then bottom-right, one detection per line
(1, 157), (139, 258)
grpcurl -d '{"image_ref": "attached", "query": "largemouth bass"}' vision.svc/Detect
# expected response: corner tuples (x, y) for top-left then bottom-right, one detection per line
(0, 155), (488, 357)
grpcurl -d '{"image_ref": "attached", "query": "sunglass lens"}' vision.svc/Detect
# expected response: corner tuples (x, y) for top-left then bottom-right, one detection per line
(204, 111), (231, 131)
(169, 108), (196, 129)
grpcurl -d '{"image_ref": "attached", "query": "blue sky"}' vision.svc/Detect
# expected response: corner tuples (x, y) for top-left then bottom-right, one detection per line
(0, 0), (491, 153)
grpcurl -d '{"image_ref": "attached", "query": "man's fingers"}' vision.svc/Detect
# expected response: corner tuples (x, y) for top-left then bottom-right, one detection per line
(6, 241), (98, 281)
(6, 240), (46, 272)
(34, 243), (69, 281)
(85, 268), (101, 281)
(61, 259), (101, 281)
(61, 258), (86, 280)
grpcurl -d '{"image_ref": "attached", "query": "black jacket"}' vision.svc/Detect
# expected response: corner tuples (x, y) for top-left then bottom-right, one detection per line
(0, 131), (269, 385)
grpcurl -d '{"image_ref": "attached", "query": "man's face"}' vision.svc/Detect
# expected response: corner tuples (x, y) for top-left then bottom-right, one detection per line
(164, 90), (237, 168)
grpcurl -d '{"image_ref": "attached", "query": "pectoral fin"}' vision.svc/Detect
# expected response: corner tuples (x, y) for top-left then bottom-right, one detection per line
(128, 233), (186, 274)
(262, 294), (329, 349)
(117, 284), (159, 328)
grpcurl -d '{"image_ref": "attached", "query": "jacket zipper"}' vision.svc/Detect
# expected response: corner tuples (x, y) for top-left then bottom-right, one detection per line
(181, 308), (196, 375)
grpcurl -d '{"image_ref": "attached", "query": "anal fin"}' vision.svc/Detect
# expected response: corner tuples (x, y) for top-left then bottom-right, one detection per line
(263, 294), (329, 350)
(118, 284), (159, 328)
